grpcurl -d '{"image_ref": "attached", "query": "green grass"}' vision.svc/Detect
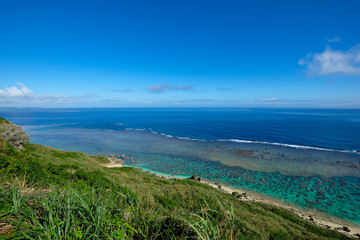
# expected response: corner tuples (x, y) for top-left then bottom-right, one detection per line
(0, 117), (11, 125)
(0, 134), (355, 239)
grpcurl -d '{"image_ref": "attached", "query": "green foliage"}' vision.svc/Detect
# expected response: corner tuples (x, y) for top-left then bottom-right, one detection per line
(0, 188), (12, 215)
(51, 150), (82, 159)
(9, 187), (25, 215)
(269, 231), (291, 240)
(184, 195), (237, 240)
(118, 167), (137, 173)
(0, 186), (194, 239)
(0, 117), (11, 124)
(92, 155), (110, 164)
(155, 195), (177, 209)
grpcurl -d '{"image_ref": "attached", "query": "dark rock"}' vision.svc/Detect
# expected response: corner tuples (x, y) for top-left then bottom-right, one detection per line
(342, 226), (350, 232)
(0, 119), (30, 151)
(234, 192), (247, 199)
(354, 233), (360, 238)
(188, 175), (201, 181)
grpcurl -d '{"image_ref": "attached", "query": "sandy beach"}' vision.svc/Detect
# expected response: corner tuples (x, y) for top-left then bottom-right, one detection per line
(104, 156), (124, 168)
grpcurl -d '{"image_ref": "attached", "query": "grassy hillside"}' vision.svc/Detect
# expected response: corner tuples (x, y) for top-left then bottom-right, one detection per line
(0, 134), (354, 239)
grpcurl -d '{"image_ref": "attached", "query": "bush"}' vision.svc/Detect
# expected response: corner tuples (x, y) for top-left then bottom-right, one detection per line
(269, 231), (291, 240)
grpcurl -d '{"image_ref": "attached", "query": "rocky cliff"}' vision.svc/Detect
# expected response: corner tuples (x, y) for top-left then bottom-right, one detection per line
(0, 118), (30, 150)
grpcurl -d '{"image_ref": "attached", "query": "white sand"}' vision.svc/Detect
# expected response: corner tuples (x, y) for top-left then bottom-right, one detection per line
(104, 157), (124, 168)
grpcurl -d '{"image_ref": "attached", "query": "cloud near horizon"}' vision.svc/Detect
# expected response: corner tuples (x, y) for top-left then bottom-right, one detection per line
(298, 43), (360, 76)
(0, 82), (33, 97)
(147, 84), (194, 93)
(261, 97), (278, 102)
(110, 88), (132, 93)
(0, 83), (100, 106)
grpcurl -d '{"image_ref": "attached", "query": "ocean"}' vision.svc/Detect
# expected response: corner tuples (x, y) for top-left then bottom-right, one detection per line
(1, 108), (359, 224)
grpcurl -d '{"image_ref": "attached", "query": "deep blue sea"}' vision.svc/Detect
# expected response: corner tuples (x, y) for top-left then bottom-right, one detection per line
(1, 108), (360, 224)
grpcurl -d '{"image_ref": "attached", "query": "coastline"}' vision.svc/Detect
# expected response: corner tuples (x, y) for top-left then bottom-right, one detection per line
(23, 121), (360, 226)
(121, 164), (360, 238)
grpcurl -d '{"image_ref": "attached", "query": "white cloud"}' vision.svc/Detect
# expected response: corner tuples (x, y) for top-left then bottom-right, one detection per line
(0, 83), (100, 106)
(170, 85), (193, 91)
(261, 97), (278, 102)
(0, 82), (33, 97)
(299, 43), (360, 76)
(147, 84), (194, 93)
(327, 37), (341, 43)
(147, 84), (171, 93)
(111, 88), (132, 93)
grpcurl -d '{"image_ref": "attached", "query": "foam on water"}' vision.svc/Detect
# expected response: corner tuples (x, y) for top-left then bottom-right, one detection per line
(133, 128), (360, 155)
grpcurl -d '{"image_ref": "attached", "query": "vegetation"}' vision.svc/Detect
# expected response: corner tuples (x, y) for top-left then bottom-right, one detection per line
(0, 117), (10, 125)
(0, 130), (355, 239)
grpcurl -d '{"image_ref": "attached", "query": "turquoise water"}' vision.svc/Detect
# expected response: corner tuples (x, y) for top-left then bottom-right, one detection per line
(129, 153), (360, 222)
(1, 108), (359, 224)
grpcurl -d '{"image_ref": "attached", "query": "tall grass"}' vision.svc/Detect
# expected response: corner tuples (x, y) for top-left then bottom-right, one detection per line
(184, 194), (235, 240)
(3, 186), (237, 239)
(9, 187), (25, 216)
(2, 187), (130, 239)
(2, 186), (194, 239)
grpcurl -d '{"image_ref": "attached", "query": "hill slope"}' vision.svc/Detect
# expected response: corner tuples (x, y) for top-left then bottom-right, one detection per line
(0, 119), (354, 239)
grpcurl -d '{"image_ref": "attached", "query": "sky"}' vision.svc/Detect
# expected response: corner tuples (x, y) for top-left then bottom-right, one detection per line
(0, 0), (359, 108)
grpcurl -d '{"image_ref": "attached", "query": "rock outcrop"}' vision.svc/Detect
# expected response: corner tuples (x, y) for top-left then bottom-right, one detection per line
(0, 118), (30, 150)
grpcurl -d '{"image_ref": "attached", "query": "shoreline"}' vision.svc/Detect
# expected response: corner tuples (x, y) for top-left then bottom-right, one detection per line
(207, 181), (360, 238)
(105, 156), (124, 168)
(121, 164), (360, 238)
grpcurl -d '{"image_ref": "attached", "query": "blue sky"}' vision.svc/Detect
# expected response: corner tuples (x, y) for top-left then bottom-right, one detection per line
(0, 0), (359, 108)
